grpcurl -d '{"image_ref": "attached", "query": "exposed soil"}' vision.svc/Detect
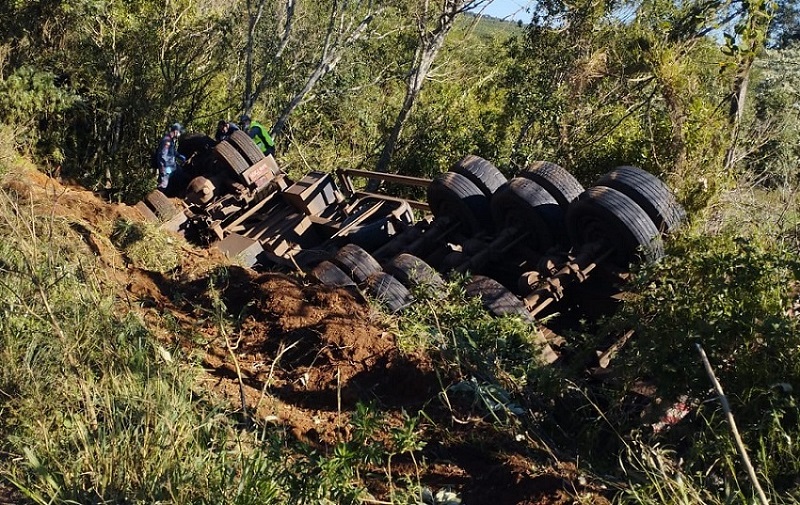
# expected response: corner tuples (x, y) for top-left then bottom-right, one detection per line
(2, 167), (614, 504)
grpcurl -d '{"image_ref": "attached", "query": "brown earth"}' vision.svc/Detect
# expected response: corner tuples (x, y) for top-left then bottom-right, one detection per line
(2, 167), (614, 505)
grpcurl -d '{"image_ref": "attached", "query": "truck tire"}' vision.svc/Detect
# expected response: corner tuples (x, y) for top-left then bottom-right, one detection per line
(439, 250), (466, 273)
(384, 253), (445, 291)
(427, 172), (493, 236)
(332, 244), (382, 284)
(145, 190), (182, 221)
(365, 272), (413, 313)
(520, 161), (584, 208)
(491, 177), (565, 252)
(228, 130), (265, 166)
(465, 275), (559, 363)
(450, 155), (507, 197)
(311, 260), (356, 288)
(566, 186), (664, 267)
(465, 275), (535, 323)
(214, 140), (250, 175)
(595, 165), (685, 234)
(135, 201), (159, 222)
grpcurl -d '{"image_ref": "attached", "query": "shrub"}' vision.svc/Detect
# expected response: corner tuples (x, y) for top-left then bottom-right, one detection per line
(609, 229), (800, 490)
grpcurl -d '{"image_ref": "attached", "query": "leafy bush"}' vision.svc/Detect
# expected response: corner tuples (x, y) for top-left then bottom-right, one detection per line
(745, 47), (800, 187)
(0, 66), (77, 164)
(608, 229), (800, 490)
(615, 232), (800, 400)
(389, 276), (562, 424)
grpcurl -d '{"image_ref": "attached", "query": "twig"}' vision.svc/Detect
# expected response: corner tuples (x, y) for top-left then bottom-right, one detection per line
(254, 339), (301, 414)
(696, 343), (769, 505)
(222, 328), (250, 425)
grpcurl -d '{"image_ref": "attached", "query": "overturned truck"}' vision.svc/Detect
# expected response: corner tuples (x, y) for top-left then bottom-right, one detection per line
(137, 130), (685, 363)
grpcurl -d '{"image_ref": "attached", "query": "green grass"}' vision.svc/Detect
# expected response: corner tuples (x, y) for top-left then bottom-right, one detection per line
(111, 218), (182, 272)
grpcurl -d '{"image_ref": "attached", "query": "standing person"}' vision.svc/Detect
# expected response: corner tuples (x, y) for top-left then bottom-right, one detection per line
(214, 119), (239, 142)
(239, 114), (276, 156)
(155, 122), (185, 191)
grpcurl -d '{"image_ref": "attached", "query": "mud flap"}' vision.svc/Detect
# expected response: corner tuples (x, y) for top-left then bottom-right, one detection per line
(135, 201), (159, 222)
(214, 233), (264, 268)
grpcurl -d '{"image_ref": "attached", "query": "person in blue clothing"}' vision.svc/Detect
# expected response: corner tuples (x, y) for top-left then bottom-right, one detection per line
(156, 122), (185, 191)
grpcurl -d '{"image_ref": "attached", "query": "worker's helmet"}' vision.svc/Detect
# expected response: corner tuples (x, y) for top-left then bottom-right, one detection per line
(170, 122), (184, 133)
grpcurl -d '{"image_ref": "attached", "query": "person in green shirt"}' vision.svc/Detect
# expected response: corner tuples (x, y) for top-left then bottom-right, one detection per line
(239, 115), (275, 156)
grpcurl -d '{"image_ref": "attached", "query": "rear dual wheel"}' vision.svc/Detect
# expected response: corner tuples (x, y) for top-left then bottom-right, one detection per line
(491, 177), (566, 253)
(566, 186), (664, 267)
(465, 275), (534, 323)
(144, 190), (182, 221)
(520, 161), (584, 208)
(464, 275), (559, 363)
(213, 141), (250, 175)
(384, 253), (445, 292)
(228, 130), (265, 166)
(427, 172), (493, 236)
(595, 165), (685, 234)
(329, 245), (413, 312)
(450, 155), (507, 197)
(178, 133), (215, 160)
(332, 243), (381, 284)
(311, 260), (356, 288)
(365, 272), (413, 313)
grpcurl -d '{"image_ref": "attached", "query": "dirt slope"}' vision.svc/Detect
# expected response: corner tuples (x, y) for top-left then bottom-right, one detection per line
(2, 167), (612, 505)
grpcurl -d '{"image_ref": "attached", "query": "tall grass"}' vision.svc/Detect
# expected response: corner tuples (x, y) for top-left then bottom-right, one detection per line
(111, 218), (181, 272)
(0, 188), (275, 503)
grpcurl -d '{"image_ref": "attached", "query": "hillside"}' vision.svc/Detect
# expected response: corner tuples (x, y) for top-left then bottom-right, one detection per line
(3, 0), (800, 500)
(0, 165), (616, 504)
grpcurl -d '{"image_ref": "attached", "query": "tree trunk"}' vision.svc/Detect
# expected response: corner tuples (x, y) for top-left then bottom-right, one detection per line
(372, 0), (489, 180)
(242, 0), (294, 117)
(272, 8), (378, 137)
(374, 44), (439, 176)
(724, 67), (751, 169)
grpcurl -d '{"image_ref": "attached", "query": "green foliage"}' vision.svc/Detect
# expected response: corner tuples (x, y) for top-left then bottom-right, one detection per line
(0, 124), (21, 176)
(0, 0), (236, 197)
(614, 231), (799, 400)
(0, 191), (234, 503)
(0, 66), (78, 163)
(770, 0), (800, 48)
(604, 229), (800, 489)
(389, 276), (562, 425)
(393, 85), (493, 181)
(499, 0), (741, 215)
(617, 436), (745, 504)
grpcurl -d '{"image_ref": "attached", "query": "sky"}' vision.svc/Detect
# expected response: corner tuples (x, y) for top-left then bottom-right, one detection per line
(476, 0), (534, 23)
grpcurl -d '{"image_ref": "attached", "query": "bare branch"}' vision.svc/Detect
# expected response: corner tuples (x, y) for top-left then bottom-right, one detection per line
(272, 3), (381, 136)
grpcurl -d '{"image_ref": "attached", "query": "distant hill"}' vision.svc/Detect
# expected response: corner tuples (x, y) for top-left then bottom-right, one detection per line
(463, 12), (526, 39)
